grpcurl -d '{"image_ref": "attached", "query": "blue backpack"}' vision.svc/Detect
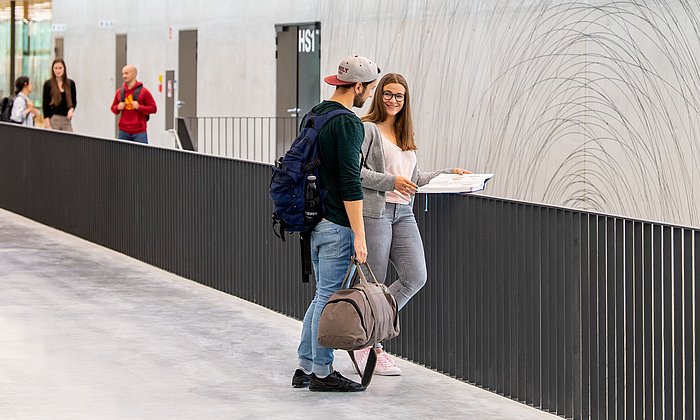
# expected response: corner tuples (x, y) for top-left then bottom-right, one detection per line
(270, 108), (353, 242)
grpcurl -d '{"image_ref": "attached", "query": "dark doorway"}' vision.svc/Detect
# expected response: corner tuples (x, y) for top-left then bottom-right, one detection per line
(178, 29), (198, 148)
(275, 22), (321, 157)
(54, 37), (64, 59)
(115, 34), (127, 137)
(165, 70), (175, 131)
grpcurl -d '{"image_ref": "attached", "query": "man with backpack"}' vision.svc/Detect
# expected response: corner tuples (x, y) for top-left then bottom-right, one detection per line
(290, 55), (380, 392)
(110, 65), (157, 143)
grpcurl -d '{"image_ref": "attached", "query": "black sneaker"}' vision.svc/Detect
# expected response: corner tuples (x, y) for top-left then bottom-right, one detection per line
(292, 369), (312, 388)
(309, 371), (366, 392)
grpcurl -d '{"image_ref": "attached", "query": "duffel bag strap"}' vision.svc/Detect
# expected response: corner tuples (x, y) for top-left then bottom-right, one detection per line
(353, 260), (383, 345)
(347, 347), (377, 388)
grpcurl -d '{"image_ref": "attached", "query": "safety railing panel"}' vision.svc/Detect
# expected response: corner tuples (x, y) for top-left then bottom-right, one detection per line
(183, 116), (298, 163)
(1, 123), (696, 419)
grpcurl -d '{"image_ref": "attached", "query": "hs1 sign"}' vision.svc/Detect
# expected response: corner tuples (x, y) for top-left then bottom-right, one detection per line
(298, 28), (317, 53)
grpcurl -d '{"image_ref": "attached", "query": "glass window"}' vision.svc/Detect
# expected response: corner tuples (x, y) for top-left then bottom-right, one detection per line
(0, 1), (52, 111)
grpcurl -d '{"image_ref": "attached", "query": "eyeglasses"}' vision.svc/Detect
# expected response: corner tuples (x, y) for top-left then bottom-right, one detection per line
(382, 91), (405, 102)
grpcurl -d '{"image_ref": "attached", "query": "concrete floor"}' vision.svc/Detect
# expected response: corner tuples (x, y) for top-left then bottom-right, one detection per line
(0, 209), (561, 420)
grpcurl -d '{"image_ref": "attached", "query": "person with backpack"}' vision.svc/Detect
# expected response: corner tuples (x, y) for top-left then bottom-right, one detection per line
(43, 58), (77, 132)
(291, 55), (380, 393)
(10, 76), (40, 127)
(110, 64), (157, 143)
(351, 73), (471, 376)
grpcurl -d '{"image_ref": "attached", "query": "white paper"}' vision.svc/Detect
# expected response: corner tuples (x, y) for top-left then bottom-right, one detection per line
(417, 173), (494, 194)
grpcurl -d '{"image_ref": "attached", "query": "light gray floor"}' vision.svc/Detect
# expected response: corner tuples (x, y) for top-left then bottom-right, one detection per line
(0, 209), (560, 420)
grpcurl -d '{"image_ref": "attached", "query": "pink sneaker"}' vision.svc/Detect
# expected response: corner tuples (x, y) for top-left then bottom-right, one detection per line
(375, 351), (402, 376)
(351, 347), (372, 375)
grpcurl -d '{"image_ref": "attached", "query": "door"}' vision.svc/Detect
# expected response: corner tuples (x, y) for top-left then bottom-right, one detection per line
(275, 25), (298, 158)
(54, 37), (64, 58)
(178, 29), (198, 149)
(115, 34), (127, 137)
(165, 70), (174, 131)
(296, 23), (321, 118)
(275, 22), (321, 157)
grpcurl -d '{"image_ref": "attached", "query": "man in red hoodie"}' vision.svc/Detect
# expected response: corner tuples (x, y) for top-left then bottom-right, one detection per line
(111, 65), (157, 143)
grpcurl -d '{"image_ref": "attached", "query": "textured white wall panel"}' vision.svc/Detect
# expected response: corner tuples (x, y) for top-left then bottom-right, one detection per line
(52, 0), (700, 226)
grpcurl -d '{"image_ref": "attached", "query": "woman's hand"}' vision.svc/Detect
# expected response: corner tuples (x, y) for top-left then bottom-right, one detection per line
(26, 102), (39, 117)
(394, 176), (418, 195)
(452, 168), (473, 175)
(67, 108), (74, 120)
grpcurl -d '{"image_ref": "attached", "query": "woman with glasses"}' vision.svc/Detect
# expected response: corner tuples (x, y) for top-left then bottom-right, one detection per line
(352, 73), (470, 376)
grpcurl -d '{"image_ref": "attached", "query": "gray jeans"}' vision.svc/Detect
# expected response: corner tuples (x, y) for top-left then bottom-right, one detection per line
(364, 202), (427, 310)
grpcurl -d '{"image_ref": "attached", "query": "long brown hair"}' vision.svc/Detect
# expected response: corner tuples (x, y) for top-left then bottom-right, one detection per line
(361, 73), (416, 151)
(49, 58), (73, 108)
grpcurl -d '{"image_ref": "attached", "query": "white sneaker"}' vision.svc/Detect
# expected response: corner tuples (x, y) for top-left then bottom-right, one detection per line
(351, 347), (371, 375)
(375, 351), (402, 376)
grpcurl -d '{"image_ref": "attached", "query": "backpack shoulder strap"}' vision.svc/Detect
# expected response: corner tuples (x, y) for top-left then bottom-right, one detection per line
(301, 108), (353, 130)
(310, 108), (353, 128)
(132, 85), (143, 101)
(120, 85), (143, 101)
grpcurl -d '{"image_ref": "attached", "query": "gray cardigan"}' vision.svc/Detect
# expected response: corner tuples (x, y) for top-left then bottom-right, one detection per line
(360, 122), (452, 218)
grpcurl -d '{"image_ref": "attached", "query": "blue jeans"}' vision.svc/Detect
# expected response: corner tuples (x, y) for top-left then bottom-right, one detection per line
(297, 219), (355, 376)
(118, 130), (148, 144)
(364, 202), (427, 310)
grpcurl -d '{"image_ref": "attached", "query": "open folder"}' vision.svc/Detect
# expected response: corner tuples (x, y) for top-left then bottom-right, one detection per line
(416, 173), (494, 194)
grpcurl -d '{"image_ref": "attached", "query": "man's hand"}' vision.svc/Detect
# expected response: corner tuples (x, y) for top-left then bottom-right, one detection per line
(343, 200), (367, 263)
(117, 102), (126, 111)
(132, 101), (139, 110)
(394, 176), (418, 196)
(354, 236), (367, 264)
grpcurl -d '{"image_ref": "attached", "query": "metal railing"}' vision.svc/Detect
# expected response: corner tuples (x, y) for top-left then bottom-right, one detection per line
(183, 116), (298, 163)
(1, 122), (697, 419)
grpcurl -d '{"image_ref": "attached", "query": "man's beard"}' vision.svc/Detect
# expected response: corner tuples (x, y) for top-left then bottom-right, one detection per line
(353, 92), (366, 108)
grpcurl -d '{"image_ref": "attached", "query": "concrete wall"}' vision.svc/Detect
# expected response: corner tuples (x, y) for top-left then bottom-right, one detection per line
(51, 0), (319, 146)
(52, 0), (700, 227)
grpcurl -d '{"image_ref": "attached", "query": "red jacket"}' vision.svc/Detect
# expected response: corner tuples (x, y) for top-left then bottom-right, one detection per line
(111, 81), (157, 134)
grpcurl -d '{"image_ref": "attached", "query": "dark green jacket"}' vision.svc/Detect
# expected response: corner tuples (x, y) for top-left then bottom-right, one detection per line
(312, 100), (364, 228)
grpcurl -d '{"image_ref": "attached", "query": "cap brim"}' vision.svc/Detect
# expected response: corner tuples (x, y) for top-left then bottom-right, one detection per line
(324, 75), (355, 86)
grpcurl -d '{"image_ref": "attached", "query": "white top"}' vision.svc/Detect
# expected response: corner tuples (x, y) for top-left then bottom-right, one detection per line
(382, 135), (417, 204)
(10, 93), (34, 127)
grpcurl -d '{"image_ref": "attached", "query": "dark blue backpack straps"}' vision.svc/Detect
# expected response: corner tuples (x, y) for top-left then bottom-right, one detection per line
(300, 108), (353, 173)
(310, 108), (353, 128)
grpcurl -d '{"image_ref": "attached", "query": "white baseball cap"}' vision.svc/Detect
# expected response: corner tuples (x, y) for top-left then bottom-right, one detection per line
(324, 55), (381, 86)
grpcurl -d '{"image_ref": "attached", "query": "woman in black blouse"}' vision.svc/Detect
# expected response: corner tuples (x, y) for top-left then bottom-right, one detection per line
(43, 58), (76, 132)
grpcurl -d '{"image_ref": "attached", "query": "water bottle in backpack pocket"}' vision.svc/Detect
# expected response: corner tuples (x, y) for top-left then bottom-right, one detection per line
(304, 175), (322, 225)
